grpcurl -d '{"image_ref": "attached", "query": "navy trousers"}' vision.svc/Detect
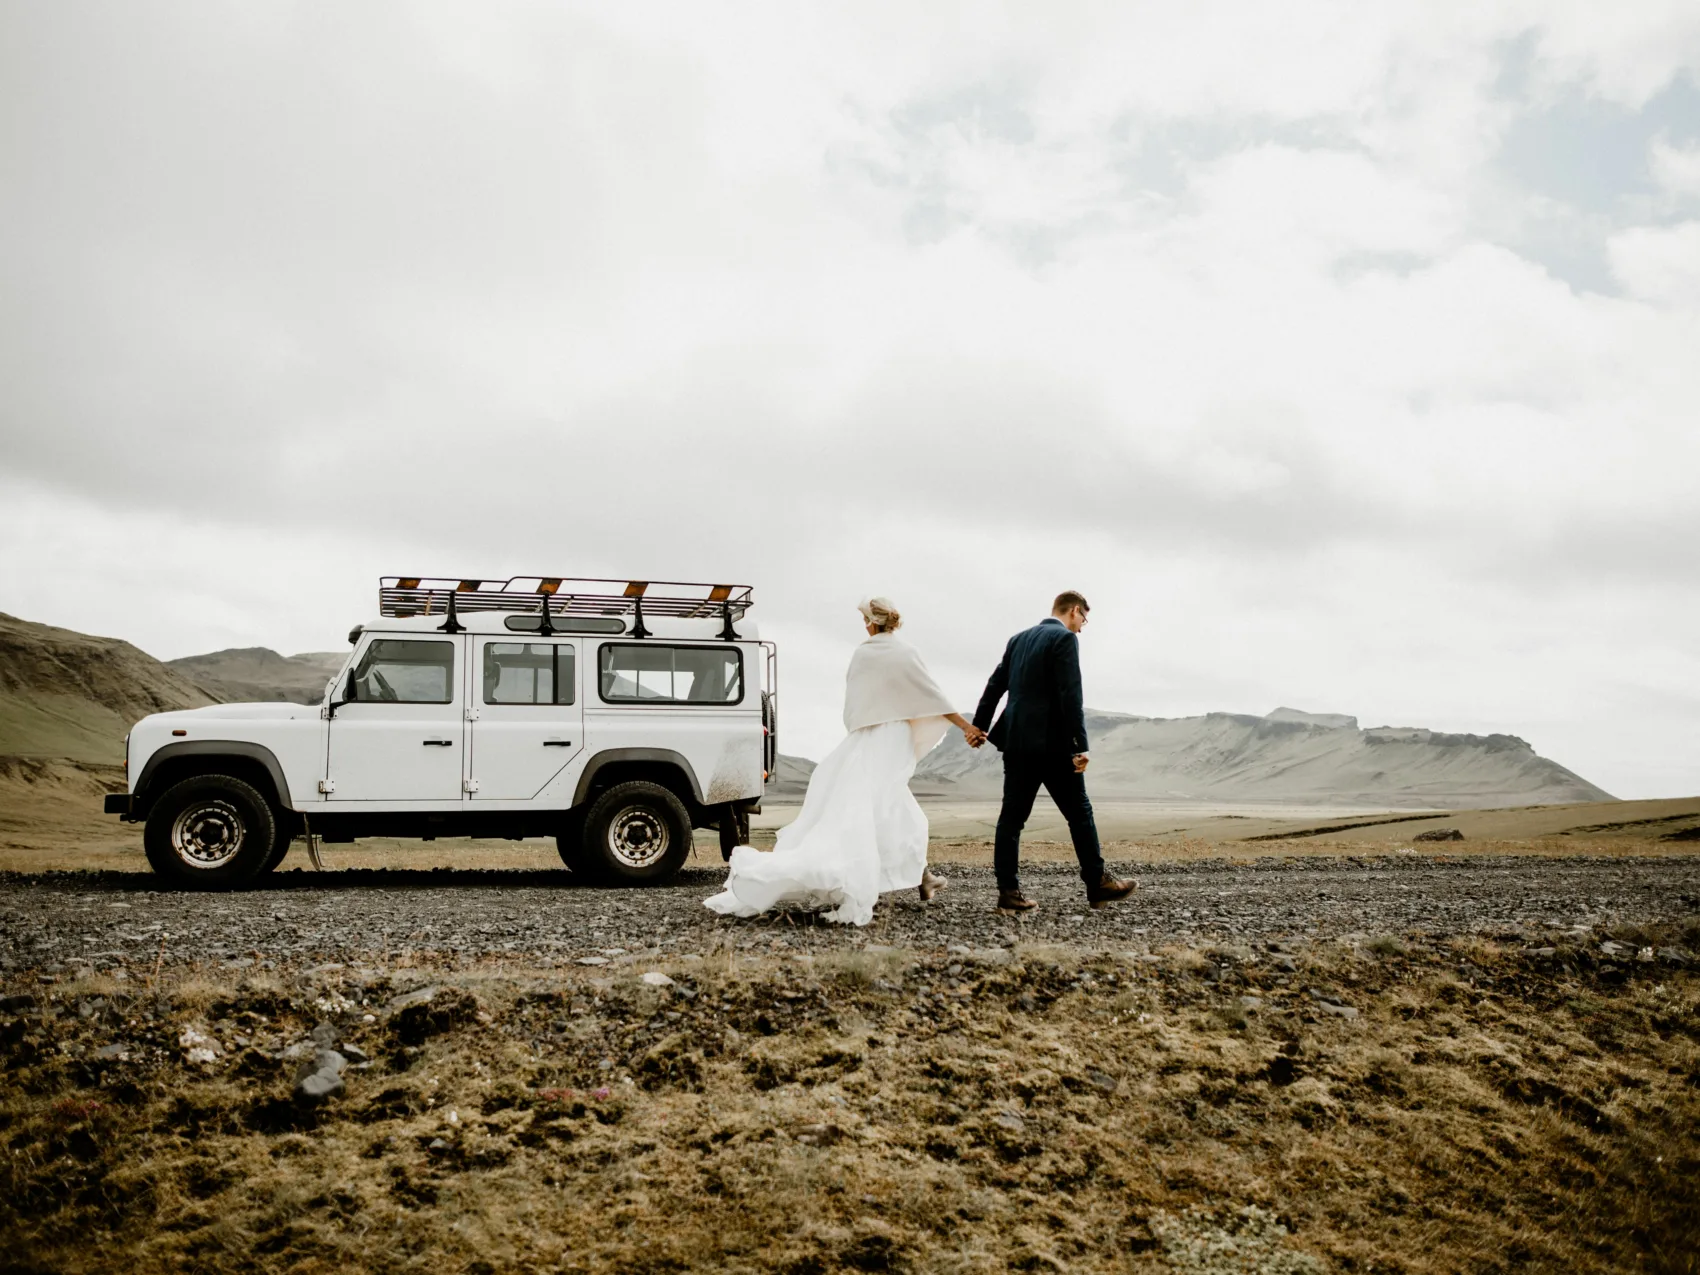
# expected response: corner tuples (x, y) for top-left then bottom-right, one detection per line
(993, 752), (1104, 892)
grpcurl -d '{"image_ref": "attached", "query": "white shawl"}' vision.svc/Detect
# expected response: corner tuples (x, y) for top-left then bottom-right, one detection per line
(843, 633), (956, 758)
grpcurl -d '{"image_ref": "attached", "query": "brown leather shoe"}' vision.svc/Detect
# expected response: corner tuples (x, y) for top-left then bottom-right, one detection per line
(1087, 874), (1137, 908)
(918, 869), (947, 901)
(995, 889), (1037, 915)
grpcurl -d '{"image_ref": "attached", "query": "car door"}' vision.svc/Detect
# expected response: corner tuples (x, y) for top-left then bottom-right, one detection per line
(468, 637), (585, 800)
(326, 635), (465, 804)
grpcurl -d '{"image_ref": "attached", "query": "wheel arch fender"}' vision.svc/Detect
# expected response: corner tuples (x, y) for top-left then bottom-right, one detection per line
(572, 748), (705, 809)
(134, 741), (295, 815)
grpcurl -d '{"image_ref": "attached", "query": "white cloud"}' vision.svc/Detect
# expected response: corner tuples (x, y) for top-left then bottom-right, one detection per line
(1609, 220), (1700, 306)
(1650, 134), (1700, 198)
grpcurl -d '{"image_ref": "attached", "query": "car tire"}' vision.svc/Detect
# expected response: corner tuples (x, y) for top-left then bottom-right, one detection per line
(143, 774), (278, 890)
(554, 810), (591, 873)
(262, 824), (295, 873)
(580, 781), (691, 885)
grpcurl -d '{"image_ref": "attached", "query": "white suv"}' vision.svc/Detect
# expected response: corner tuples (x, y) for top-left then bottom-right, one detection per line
(105, 577), (777, 889)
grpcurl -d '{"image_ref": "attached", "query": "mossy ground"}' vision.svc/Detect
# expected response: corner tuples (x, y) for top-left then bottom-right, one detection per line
(3, 923), (1698, 1273)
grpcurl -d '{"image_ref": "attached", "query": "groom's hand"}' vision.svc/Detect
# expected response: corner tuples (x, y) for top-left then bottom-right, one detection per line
(965, 725), (988, 748)
(1072, 753), (1089, 773)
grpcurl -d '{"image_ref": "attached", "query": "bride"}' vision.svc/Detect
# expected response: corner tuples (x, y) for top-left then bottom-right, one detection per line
(704, 596), (985, 926)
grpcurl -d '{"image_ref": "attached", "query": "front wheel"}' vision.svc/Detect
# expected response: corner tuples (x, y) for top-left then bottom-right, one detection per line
(142, 774), (278, 890)
(580, 781), (691, 885)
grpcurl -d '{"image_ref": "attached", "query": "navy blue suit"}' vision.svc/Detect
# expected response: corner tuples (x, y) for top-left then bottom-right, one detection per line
(973, 618), (1104, 891)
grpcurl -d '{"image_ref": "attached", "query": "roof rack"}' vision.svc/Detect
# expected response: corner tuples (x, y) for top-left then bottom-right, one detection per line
(378, 577), (754, 639)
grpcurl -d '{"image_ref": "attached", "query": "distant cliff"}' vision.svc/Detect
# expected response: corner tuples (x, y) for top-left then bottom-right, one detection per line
(908, 706), (1612, 809)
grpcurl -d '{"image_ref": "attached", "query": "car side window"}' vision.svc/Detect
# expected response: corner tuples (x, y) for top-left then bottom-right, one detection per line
(484, 643), (576, 705)
(351, 639), (455, 704)
(598, 644), (742, 704)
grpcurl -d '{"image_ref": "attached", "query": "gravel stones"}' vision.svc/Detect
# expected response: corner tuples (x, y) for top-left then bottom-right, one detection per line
(1, 856), (1698, 973)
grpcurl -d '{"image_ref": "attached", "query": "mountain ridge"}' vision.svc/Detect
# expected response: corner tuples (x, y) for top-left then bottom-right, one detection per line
(166, 647), (346, 706)
(906, 707), (1612, 808)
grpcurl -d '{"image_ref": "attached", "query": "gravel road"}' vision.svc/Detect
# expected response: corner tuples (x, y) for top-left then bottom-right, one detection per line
(4, 855), (1699, 975)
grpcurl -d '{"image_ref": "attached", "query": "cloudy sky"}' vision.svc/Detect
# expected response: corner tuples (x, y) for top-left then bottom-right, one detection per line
(2, 3), (1697, 797)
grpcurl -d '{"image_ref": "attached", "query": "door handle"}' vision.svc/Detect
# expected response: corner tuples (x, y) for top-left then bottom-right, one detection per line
(422, 739), (454, 747)
(543, 740), (574, 747)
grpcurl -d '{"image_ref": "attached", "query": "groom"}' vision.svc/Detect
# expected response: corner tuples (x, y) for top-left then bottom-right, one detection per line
(971, 591), (1137, 914)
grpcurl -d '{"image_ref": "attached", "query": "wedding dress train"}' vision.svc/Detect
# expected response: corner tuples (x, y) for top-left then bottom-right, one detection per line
(704, 715), (949, 927)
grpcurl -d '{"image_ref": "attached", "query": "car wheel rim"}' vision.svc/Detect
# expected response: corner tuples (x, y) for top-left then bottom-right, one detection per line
(170, 799), (246, 869)
(608, 806), (668, 868)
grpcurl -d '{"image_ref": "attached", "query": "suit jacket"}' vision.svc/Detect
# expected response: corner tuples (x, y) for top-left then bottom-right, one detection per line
(973, 618), (1089, 757)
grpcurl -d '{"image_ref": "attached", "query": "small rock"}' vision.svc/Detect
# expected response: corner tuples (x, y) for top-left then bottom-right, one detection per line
(640, 972), (675, 987)
(310, 1021), (340, 1048)
(293, 1049), (348, 1104)
(93, 1043), (128, 1061)
(1087, 1070), (1118, 1093)
(995, 1108), (1026, 1132)
(576, 957), (610, 967)
(341, 1044), (371, 1064)
(385, 985), (443, 1013)
(179, 1026), (221, 1065)
(297, 1070), (344, 1101)
(1657, 947), (1694, 967)
(1240, 996), (1264, 1011)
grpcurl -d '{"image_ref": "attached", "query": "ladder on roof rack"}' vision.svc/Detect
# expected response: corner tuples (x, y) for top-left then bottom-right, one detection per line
(378, 576), (754, 639)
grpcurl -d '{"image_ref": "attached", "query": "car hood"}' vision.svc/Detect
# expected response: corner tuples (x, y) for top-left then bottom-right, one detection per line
(144, 702), (320, 726)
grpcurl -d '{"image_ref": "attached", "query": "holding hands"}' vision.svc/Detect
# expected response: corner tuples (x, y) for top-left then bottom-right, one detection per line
(964, 723), (988, 748)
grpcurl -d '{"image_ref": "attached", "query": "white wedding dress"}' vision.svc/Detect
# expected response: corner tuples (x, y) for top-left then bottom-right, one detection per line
(704, 633), (954, 927)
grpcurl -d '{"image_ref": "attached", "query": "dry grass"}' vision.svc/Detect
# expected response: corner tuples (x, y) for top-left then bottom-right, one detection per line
(3, 925), (1698, 1274)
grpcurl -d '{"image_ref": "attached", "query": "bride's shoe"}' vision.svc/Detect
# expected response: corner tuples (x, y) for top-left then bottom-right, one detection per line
(918, 869), (946, 901)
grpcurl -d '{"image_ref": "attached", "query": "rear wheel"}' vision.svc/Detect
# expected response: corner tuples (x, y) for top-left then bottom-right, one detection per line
(580, 781), (691, 885)
(143, 774), (277, 890)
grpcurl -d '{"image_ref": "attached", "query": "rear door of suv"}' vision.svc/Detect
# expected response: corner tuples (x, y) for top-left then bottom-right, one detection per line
(467, 637), (585, 800)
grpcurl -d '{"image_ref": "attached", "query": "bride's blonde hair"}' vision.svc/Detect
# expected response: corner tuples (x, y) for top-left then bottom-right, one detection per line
(857, 596), (902, 633)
